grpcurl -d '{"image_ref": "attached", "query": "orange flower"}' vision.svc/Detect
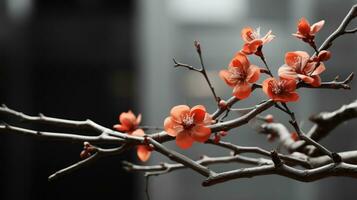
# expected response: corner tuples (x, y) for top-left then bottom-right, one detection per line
(132, 129), (152, 162)
(293, 18), (324, 41)
(241, 27), (275, 55)
(113, 110), (141, 134)
(262, 77), (299, 102)
(278, 51), (326, 87)
(113, 111), (151, 162)
(219, 52), (260, 99)
(164, 105), (212, 149)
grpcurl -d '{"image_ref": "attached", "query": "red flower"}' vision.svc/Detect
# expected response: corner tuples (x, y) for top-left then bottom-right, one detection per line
(278, 51), (326, 87)
(164, 105), (212, 149)
(262, 77), (299, 102)
(113, 110), (141, 134)
(113, 111), (151, 162)
(293, 18), (324, 41)
(241, 27), (275, 55)
(219, 52), (260, 99)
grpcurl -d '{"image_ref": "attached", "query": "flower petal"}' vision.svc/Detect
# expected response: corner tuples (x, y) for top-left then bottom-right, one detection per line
(247, 65), (260, 83)
(318, 50), (331, 61)
(170, 105), (190, 122)
(219, 69), (237, 87)
(310, 75), (321, 87)
(311, 62), (326, 76)
(262, 78), (276, 99)
(278, 65), (298, 80)
(230, 52), (250, 70)
(297, 17), (310, 36)
(241, 27), (254, 43)
(119, 111), (137, 130)
(176, 131), (194, 149)
(262, 30), (275, 44)
(285, 51), (309, 69)
(233, 82), (251, 99)
(242, 40), (262, 55)
(190, 105), (206, 123)
(164, 117), (181, 137)
(191, 125), (211, 143)
(282, 78), (297, 92)
(113, 124), (129, 132)
(132, 129), (145, 137)
(137, 145), (151, 162)
(274, 92), (299, 103)
(310, 20), (325, 34)
(297, 74), (315, 84)
(136, 114), (142, 125)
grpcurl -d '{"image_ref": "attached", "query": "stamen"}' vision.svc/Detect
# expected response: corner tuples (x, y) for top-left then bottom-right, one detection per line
(182, 113), (195, 129)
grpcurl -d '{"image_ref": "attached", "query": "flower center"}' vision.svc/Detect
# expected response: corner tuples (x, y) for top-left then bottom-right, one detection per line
(270, 80), (286, 95)
(230, 69), (247, 81)
(182, 114), (195, 129)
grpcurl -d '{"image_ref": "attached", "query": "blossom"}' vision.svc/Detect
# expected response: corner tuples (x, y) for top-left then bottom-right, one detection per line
(262, 77), (299, 102)
(219, 52), (260, 99)
(113, 110), (141, 133)
(278, 51), (326, 87)
(113, 111), (151, 162)
(293, 18), (325, 41)
(164, 105), (212, 149)
(131, 129), (152, 162)
(241, 27), (275, 55)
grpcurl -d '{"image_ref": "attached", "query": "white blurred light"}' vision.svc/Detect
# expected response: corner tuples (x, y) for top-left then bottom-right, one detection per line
(167, 0), (248, 25)
(6, 0), (32, 22)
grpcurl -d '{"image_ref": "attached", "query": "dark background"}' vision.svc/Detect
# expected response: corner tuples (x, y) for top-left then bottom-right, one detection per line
(0, 1), (137, 199)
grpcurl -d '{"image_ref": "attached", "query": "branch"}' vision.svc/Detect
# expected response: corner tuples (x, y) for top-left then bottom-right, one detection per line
(49, 144), (130, 181)
(0, 104), (107, 133)
(291, 99), (357, 155)
(146, 137), (215, 177)
(202, 162), (357, 186)
(0, 124), (124, 144)
(308, 99), (357, 141)
(297, 72), (354, 89)
(123, 154), (272, 176)
(317, 4), (357, 52)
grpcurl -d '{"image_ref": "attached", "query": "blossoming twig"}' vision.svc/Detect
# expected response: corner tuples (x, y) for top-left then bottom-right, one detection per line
(173, 41), (220, 104)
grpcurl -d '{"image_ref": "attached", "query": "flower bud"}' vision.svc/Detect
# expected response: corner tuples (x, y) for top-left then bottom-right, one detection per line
(218, 100), (227, 109)
(265, 114), (274, 123)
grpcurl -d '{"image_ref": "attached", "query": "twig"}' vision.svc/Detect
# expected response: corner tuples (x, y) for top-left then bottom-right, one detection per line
(280, 103), (341, 162)
(173, 41), (220, 104)
(49, 144), (130, 181)
(297, 72), (354, 89)
(259, 55), (274, 77)
(316, 4), (357, 53)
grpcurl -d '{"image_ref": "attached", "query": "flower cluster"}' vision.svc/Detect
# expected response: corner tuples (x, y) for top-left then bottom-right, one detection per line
(113, 17), (332, 155)
(220, 18), (330, 102)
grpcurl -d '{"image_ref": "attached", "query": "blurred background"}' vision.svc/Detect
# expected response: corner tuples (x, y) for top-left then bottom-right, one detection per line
(0, 0), (356, 200)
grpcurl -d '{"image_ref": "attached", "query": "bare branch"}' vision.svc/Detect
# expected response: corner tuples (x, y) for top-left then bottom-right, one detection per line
(49, 144), (130, 181)
(0, 124), (124, 144)
(317, 4), (357, 53)
(123, 154), (272, 176)
(202, 162), (357, 186)
(0, 104), (107, 133)
(146, 137), (215, 177)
